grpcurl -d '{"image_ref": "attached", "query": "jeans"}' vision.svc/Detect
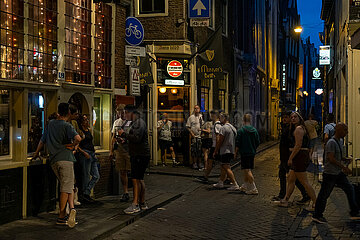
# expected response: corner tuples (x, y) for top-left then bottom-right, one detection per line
(78, 150), (100, 196)
(278, 161), (308, 199)
(314, 172), (359, 218)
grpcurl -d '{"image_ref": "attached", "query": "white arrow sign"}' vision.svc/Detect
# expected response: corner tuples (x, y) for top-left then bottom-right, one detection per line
(193, 0), (206, 15)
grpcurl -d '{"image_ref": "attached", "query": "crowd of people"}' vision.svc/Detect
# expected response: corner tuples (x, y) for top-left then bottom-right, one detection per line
(33, 101), (360, 227)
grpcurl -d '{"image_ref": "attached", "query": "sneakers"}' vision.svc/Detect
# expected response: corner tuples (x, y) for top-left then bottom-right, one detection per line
(278, 199), (289, 207)
(172, 160), (180, 166)
(312, 216), (327, 224)
(56, 216), (68, 226)
(83, 194), (96, 203)
(213, 182), (224, 189)
(223, 179), (232, 185)
(350, 213), (360, 220)
(295, 197), (311, 205)
(271, 196), (282, 202)
(67, 208), (77, 228)
(305, 203), (315, 212)
(196, 176), (209, 183)
(239, 184), (248, 192)
(192, 163), (199, 169)
(227, 185), (240, 191)
(120, 193), (130, 202)
(124, 203), (141, 215)
(245, 188), (259, 195)
(140, 202), (149, 210)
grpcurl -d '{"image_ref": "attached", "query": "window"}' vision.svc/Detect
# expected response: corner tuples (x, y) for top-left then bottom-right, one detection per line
(28, 92), (45, 154)
(64, 0), (92, 84)
(219, 0), (228, 36)
(94, 3), (112, 89)
(27, 0), (58, 83)
(0, 89), (10, 156)
(93, 94), (110, 149)
(200, 79), (210, 112)
(218, 75), (227, 111)
(208, 0), (215, 29)
(0, 0), (25, 80)
(139, 0), (166, 15)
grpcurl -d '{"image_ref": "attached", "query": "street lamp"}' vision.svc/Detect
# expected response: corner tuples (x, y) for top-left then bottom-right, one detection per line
(294, 26), (303, 33)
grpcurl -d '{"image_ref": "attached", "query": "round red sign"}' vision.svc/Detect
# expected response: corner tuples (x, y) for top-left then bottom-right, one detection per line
(167, 60), (183, 78)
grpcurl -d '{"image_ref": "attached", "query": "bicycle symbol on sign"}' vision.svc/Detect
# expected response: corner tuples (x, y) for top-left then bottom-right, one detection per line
(125, 23), (142, 39)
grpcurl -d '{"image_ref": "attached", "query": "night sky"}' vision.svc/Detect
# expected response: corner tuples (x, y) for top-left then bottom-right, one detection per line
(297, 0), (324, 50)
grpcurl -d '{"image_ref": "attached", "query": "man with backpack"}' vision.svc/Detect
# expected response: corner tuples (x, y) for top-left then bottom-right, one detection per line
(235, 114), (260, 195)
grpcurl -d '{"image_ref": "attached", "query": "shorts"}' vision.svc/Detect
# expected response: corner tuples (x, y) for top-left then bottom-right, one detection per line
(201, 138), (212, 149)
(220, 153), (234, 164)
(159, 139), (174, 151)
(291, 150), (310, 172)
(115, 149), (131, 171)
(130, 156), (150, 180)
(191, 138), (202, 158)
(51, 161), (75, 194)
(241, 155), (255, 169)
(309, 138), (317, 148)
(209, 147), (220, 161)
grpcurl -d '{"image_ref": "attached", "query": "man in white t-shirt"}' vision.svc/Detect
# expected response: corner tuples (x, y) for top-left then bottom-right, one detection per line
(186, 105), (203, 169)
(109, 104), (132, 202)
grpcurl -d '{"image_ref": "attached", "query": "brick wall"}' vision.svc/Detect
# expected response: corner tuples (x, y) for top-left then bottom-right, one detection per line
(94, 154), (113, 197)
(114, 4), (128, 89)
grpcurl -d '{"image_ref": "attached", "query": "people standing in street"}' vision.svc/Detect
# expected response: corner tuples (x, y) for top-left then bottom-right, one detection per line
(272, 111), (309, 203)
(279, 112), (317, 210)
(197, 110), (222, 183)
(201, 112), (213, 171)
(186, 105), (203, 169)
(305, 114), (318, 161)
(323, 113), (336, 145)
(212, 113), (239, 191)
(312, 122), (360, 223)
(118, 105), (150, 215)
(235, 114), (260, 195)
(157, 113), (179, 166)
(109, 104), (132, 203)
(78, 114), (100, 203)
(33, 103), (81, 228)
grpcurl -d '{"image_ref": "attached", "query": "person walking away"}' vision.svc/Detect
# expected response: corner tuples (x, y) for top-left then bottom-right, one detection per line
(305, 114), (318, 161)
(197, 110), (222, 183)
(157, 113), (179, 166)
(109, 104), (132, 202)
(312, 122), (360, 223)
(212, 113), (239, 191)
(78, 114), (100, 203)
(33, 103), (81, 228)
(201, 111), (213, 171)
(118, 105), (150, 214)
(323, 113), (336, 145)
(279, 112), (317, 210)
(186, 105), (203, 169)
(272, 111), (309, 203)
(235, 114), (260, 195)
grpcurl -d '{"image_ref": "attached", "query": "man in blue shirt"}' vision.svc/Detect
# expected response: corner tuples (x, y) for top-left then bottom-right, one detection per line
(34, 103), (81, 228)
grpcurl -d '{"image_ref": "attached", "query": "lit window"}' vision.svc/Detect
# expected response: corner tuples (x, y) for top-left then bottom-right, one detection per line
(27, 0), (58, 83)
(139, 0), (166, 14)
(0, 89), (10, 156)
(94, 3), (112, 89)
(93, 94), (110, 149)
(0, 0), (25, 80)
(64, 0), (92, 84)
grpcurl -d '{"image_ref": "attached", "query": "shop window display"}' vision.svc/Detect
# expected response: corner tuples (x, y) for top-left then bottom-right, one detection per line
(0, 90), (10, 156)
(27, 0), (57, 83)
(94, 3), (112, 89)
(64, 0), (91, 84)
(0, 0), (25, 80)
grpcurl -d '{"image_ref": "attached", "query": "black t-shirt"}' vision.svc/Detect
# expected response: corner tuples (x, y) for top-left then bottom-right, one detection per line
(80, 129), (95, 152)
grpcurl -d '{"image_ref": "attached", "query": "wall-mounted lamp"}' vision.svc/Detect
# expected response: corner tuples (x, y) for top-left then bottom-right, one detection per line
(159, 87), (167, 94)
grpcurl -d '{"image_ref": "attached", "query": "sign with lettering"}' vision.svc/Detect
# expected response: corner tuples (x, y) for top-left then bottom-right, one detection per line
(167, 60), (183, 78)
(129, 67), (141, 96)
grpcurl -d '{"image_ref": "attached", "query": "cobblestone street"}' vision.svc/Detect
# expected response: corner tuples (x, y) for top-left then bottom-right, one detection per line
(107, 145), (360, 240)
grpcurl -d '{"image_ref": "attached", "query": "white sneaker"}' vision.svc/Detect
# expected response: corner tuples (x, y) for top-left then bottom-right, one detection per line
(245, 188), (259, 195)
(227, 185), (240, 191)
(67, 208), (77, 228)
(239, 183), (248, 192)
(212, 182), (224, 188)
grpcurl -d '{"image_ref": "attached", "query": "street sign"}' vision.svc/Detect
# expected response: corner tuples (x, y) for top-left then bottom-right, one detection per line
(189, 0), (210, 18)
(58, 72), (65, 81)
(167, 60), (183, 78)
(190, 18), (209, 27)
(125, 17), (144, 46)
(129, 67), (141, 96)
(125, 57), (138, 66)
(125, 45), (146, 57)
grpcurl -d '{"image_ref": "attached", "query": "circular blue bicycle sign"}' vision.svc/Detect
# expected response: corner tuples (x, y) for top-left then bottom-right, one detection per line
(125, 17), (144, 46)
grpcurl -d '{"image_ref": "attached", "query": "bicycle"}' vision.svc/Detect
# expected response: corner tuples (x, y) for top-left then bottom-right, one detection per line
(125, 23), (142, 39)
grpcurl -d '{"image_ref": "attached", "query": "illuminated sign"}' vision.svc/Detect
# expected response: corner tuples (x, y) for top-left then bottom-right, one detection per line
(165, 79), (185, 86)
(319, 46), (330, 65)
(315, 88), (324, 95)
(312, 67), (321, 80)
(282, 64), (286, 91)
(167, 60), (183, 78)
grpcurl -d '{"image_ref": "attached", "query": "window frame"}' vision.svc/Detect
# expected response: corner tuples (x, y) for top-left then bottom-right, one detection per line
(208, 0), (215, 30)
(219, 0), (228, 37)
(93, 93), (111, 150)
(135, 0), (169, 17)
(0, 89), (12, 161)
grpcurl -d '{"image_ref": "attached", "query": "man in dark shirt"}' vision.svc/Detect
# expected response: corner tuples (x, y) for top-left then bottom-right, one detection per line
(118, 105), (150, 214)
(272, 111), (309, 203)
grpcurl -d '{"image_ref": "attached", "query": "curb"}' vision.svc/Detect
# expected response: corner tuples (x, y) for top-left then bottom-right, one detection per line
(148, 141), (280, 178)
(93, 193), (183, 240)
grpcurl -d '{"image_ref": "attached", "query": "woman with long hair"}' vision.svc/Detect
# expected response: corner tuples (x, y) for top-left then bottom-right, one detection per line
(279, 112), (317, 209)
